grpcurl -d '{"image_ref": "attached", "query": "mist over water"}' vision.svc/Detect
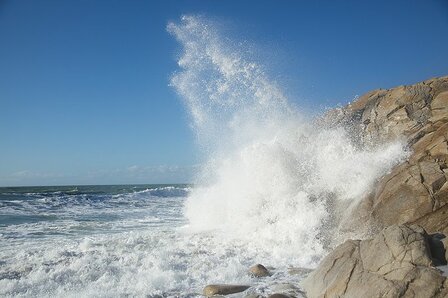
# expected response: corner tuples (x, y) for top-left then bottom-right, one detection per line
(169, 15), (408, 265)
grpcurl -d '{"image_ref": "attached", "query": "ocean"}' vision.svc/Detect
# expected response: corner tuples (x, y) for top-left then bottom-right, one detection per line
(0, 185), (195, 296)
(0, 185), (307, 297)
(1, 15), (409, 297)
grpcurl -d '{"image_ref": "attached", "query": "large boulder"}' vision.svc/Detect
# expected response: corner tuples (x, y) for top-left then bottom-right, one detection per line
(302, 225), (448, 298)
(328, 76), (448, 234)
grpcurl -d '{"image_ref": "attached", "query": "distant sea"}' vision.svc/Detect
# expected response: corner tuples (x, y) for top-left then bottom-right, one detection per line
(0, 184), (189, 232)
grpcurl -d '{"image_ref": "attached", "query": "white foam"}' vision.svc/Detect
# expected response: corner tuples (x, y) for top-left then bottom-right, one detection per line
(169, 15), (408, 266)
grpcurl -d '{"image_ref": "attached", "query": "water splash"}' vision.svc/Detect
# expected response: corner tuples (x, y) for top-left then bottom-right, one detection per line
(0, 15), (411, 297)
(169, 15), (407, 266)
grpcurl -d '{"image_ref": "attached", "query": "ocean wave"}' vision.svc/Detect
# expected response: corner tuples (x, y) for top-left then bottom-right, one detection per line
(169, 15), (408, 265)
(135, 186), (192, 198)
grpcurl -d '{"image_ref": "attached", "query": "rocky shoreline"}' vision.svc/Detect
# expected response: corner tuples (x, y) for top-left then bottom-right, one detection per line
(201, 75), (448, 297)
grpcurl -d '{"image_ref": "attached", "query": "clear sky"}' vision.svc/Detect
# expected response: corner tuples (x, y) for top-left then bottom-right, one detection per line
(1, 0), (447, 186)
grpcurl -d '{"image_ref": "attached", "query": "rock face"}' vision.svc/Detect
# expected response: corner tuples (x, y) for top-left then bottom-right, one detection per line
(302, 225), (448, 298)
(329, 76), (448, 234)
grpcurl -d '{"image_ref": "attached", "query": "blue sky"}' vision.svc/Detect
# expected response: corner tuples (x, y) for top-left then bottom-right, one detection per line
(1, 0), (447, 186)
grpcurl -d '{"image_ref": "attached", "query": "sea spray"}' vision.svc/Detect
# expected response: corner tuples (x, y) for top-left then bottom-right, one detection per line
(0, 16), (411, 297)
(169, 15), (408, 265)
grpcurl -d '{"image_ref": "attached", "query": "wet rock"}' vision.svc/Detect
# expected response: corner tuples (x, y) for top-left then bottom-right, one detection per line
(302, 225), (447, 298)
(270, 283), (297, 292)
(244, 294), (263, 298)
(287, 267), (312, 276)
(267, 294), (292, 298)
(326, 75), (448, 235)
(270, 283), (304, 297)
(428, 233), (447, 265)
(443, 237), (448, 263)
(203, 284), (250, 296)
(249, 264), (270, 277)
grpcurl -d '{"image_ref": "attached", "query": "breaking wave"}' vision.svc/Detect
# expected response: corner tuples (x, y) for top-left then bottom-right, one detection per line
(169, 15), (408, 266)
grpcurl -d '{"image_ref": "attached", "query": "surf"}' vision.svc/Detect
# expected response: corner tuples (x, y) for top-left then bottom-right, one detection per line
(168, 15), (408, 266)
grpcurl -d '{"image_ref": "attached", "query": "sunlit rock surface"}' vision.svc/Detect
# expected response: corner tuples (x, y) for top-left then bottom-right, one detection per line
(328, 76), (448, 234)
(302, 225), (448, 298)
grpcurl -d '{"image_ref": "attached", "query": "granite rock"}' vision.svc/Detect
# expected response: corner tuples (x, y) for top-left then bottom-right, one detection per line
(302, 225), (447, 298)
(327, 76), (448, 234)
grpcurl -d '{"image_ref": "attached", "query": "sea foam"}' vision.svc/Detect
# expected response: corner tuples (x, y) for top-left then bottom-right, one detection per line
(169, 15), (408, 266)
